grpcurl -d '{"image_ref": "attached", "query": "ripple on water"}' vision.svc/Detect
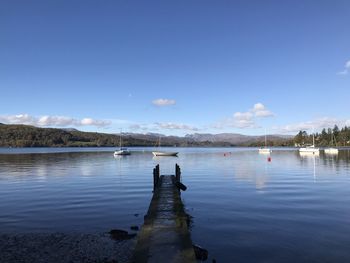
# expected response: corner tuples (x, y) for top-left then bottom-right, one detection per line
(1, 148), (350, 262)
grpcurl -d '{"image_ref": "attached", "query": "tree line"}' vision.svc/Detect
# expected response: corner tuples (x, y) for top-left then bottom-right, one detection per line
(294, 125), (350, 146)
(2, 123), (349, 148)
(0, 124), (153, 147)
(0, 124), (228, 147)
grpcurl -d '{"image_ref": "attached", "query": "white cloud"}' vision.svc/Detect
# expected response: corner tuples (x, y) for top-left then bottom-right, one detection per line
(152, 98), (176, 106)
(0, 114), (111, 128)
(0, 114), (36, 125)
(38, 116), (76, 126)
(275, 117), (349, 133)
(234, 111), (253, 120)
(80, 118), (110, 127)
(129, 124), (150, 131)
(214, 103), (274, 129)
(337, 59), (350, 75)
(129, 122), (199, 132)
(231, 112), (256, 128)
(154, 122), (199, 131)
(251, 103), (274, 117)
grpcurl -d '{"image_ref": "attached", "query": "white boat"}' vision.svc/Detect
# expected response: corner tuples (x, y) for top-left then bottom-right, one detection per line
(152, 136), (178, 157)
(152, 151), (178, 157)
(324, 132), (338, 154)
(114, 147), (131, 156)
(299, 150), (320, 157)
(259, 129), (271, 154)
(114, 131), (131, 156)
(324, 148), (338, 154)
(299, 133), (319, 154)
(259, 148), (271, 154)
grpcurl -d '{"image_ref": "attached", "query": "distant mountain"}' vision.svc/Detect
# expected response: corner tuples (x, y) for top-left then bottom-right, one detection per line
(185, 133), (252, 144)
(0, 124), (155, 147)
(185, 133), (293, 145)
(62, 128), (79, 132)
(0, 123), (294, 147)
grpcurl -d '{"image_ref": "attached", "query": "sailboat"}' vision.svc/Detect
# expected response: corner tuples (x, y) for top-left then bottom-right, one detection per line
(114, 131), (131, 156)
(324, 132), (339, 154)
(152, 136), (178, 157)
(299, 132), (319, 154)
(259, 130), (271, 154)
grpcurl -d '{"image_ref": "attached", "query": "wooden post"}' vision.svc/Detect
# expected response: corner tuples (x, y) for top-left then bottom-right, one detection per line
(175, 163), (181, 182)
(153, 164), (160, 190)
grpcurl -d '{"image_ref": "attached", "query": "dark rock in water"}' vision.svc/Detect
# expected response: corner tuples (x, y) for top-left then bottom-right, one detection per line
(130, 225), (139, 231)
(193, 244), (208, 260)
(212, 259), (216, 263)
(175, 181), (187, 191)
(109, 229), (136, 240)
(185, 213), (194, 229)
(134, 213), (139, 217)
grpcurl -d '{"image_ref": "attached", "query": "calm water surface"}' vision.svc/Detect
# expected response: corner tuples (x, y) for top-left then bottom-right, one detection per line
(1, 147), (350, 262)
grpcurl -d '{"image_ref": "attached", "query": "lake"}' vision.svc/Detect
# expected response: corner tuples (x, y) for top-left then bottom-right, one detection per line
(1, 147), (350, 262)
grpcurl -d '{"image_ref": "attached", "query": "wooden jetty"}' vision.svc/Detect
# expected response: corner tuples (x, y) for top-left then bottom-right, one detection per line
(132, 164), (196, 263)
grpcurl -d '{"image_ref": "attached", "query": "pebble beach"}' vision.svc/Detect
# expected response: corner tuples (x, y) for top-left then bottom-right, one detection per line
(0, 233), (136, 263)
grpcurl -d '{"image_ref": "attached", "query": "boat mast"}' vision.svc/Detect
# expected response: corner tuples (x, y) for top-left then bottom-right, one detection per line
(265, 129), (267, 148)
(330, 131), (333, 146)
(119, 129), (122, 148)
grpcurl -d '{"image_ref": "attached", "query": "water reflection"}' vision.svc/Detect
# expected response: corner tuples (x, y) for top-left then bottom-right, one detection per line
(230, 151), (271, 190)
(2, 148), (350, 263)
(299, 152), (318, 181)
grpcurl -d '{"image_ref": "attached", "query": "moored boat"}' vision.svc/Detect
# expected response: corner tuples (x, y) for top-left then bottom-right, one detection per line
(114, 131), (131, 156)
(324, 132), (338, 154)
(152, 136), (178, 157)
(299, 146), (320, 154)
(299, 132), (319, 154)
(258, 129), (271, 154)
(259, 148), (271, 154)
(324, 148), (338, 154)
(152, 151), (178, 157)
(114, 147), (131, 156)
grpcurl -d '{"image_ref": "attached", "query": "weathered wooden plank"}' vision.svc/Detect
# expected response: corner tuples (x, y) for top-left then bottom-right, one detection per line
(132, 165), (196, 263)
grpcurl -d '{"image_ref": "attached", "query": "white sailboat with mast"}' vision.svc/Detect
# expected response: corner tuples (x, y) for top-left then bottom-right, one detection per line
(114, 130), (131, 156)
(299, 130), (319, 154)
(259, 129), (271, 154)
(152, 136), (178, 157)
(324, 132), (339, 154)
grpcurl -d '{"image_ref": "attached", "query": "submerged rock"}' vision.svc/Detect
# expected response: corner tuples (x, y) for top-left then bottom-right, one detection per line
(109, 229), (136, 240)
(193, 244), (208, 261)
(130, 226), (139, 231)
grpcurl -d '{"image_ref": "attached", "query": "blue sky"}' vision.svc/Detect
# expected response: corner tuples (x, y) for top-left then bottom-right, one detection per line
(1, 0), (349, 135)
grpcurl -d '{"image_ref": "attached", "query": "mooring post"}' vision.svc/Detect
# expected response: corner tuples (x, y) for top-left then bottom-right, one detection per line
(153, 164), (160, 190)
(175, 163), (181, 182)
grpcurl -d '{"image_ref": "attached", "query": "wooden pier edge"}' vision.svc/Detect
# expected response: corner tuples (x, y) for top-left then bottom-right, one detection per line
(132, 164), (196, 263)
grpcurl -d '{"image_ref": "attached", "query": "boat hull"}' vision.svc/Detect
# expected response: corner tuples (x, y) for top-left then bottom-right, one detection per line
(324, 148), (339, 154)
(114, 150), (131, 156)
(258, 148), (271, 154)
(299, 147), (319, 154)
(152, 151), (178, 157)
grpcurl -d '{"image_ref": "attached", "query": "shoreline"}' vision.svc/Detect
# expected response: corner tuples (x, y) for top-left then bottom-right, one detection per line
(0, 232), (136, 263)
